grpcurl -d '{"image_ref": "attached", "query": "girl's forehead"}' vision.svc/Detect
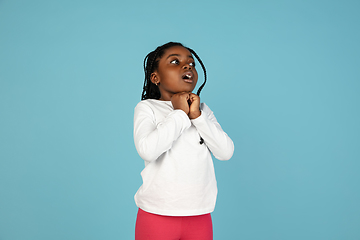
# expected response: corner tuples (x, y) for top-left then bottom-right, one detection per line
(162, 46), (192, 58)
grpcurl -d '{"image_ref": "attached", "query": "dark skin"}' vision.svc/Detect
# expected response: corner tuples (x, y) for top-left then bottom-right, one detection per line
(150, 46), (201, 119)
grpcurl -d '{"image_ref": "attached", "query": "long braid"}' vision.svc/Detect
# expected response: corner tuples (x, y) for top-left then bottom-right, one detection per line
(147, 48), (161, 99)
(187, 48), (207, 96)
(141, 47), (163, 100)
(141, 53), (151, 100)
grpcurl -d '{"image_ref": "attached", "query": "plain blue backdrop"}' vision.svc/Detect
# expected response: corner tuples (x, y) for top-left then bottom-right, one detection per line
(1, 0), (359, 239)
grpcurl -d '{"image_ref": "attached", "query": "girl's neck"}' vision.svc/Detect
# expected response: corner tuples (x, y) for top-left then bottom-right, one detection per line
(159, 94), (173, 101)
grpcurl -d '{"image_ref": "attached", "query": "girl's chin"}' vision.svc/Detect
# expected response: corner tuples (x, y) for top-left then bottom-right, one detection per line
(181, 84), (197, 92)
(178, 88), (196, 93)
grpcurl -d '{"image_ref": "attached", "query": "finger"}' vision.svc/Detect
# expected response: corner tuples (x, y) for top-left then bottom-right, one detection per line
(190, 92), (199, 99)
(184, 92), (190, 100)
(190, 96), (199, 104)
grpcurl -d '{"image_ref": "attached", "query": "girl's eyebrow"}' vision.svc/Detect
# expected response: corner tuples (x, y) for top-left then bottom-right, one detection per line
(166, 54), (194, 59)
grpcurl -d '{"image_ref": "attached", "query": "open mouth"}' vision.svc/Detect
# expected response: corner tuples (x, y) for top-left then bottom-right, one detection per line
(182, 72), (193, 83)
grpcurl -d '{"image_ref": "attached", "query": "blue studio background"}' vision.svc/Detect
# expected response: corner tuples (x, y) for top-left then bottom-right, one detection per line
(1, 0), (359, 239)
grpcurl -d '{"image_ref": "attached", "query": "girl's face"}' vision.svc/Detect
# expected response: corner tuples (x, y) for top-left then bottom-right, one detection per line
(151, 46), (198, 101)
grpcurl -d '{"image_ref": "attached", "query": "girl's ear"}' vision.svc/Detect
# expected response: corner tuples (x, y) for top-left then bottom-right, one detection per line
(150, 72), (159, 85)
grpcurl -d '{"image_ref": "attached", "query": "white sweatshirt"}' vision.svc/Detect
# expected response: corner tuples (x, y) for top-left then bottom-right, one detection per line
(134, 99), (234, 216)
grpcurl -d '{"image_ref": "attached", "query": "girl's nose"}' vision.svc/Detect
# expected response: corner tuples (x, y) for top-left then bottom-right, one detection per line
(183, 64), (192, 70)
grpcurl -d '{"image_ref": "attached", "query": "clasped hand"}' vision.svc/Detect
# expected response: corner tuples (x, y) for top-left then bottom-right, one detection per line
(171, 92), (201, 119)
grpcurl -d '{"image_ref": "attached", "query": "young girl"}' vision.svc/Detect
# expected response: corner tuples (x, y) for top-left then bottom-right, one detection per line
(134, 42), (234, 240)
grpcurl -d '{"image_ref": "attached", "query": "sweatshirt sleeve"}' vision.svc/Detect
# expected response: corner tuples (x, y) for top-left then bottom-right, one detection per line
(191, 103), (234, 161)
(134, 101), (192, 162)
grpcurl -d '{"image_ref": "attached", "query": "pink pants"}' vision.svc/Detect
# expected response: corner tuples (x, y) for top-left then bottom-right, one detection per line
(135, 208), (213, 240)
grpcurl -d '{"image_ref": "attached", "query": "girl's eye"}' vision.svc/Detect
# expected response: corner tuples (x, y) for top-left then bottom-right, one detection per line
(170, 59), (179, 64)
(189, 62), (195, 67)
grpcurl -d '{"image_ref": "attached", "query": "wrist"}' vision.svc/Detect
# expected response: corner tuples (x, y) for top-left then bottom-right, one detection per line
(189, 111), (201, 119)
(174, 106), (189, 115)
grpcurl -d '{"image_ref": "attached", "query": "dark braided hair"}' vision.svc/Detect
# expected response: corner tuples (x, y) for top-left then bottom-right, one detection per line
(141, 42), (207, 100)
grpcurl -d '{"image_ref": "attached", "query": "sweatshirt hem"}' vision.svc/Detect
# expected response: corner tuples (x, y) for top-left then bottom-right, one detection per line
(137, 204), (214, 217)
